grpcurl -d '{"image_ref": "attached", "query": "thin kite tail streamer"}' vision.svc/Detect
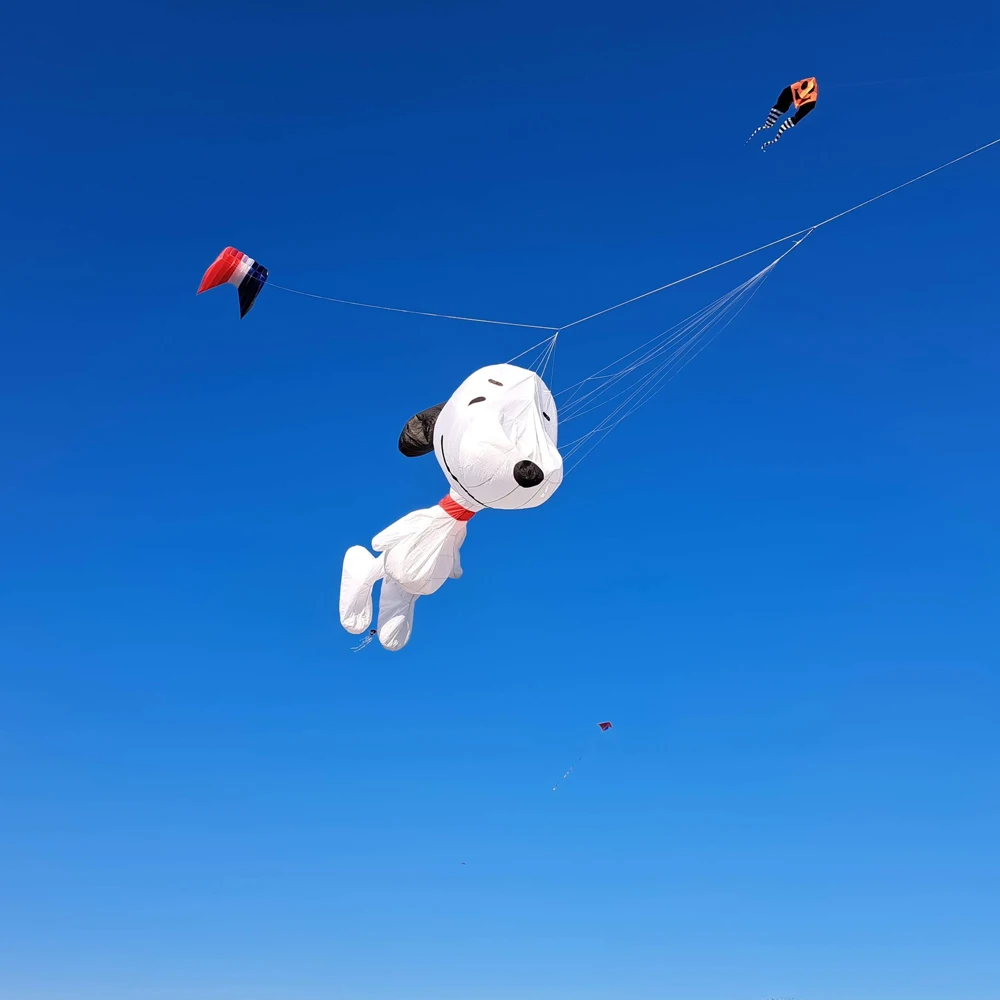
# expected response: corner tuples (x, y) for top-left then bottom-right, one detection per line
(551, 757), (583, 792)
(351, 630), (378, 652)
(762, 103), (814, 150)
(551, 723), (614, 790)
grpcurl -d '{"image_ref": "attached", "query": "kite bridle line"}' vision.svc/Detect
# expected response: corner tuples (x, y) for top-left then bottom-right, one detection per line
(552, 234), (814, 475)
(498, 134), (1000, 451)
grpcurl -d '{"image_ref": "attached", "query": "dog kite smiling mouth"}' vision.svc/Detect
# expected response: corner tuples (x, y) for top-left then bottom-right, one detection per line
(339, 363), (563, 651)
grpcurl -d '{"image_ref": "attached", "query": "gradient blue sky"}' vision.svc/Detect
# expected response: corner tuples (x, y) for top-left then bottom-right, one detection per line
(2, 2), (999, 999)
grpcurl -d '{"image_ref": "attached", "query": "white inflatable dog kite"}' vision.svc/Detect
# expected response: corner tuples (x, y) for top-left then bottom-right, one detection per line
(340, 363), (563, 651)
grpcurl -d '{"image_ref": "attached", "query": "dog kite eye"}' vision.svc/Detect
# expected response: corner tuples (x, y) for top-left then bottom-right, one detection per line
(488, 379), (503, 386)
(468, 396), (486, 405)
(542, 412), (551, 421)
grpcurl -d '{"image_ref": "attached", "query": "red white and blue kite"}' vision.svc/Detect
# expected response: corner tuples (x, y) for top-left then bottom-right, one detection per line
(198, 247), (268, 319)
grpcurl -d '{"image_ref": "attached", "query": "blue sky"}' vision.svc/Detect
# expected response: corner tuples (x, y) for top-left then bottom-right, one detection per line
(2, 2), (999, 998)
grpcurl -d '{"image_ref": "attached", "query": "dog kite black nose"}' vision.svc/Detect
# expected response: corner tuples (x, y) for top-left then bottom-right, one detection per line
(513, 460), (544, 488)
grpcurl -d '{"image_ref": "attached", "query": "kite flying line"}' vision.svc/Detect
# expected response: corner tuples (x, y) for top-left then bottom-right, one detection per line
(262, 134), (1000, 336)
(550, 134), (1000, 335)
(829, 67), (1000, 91)
(224, 134), (1000, 477)
(267, 283), (559, 331)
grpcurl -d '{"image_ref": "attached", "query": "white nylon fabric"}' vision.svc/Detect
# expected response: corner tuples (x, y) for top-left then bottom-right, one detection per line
(373, 498), (468, 597)
(433, 363), (562, 510)
(339, 364), (562, 651)
(227, 254), (251, 287)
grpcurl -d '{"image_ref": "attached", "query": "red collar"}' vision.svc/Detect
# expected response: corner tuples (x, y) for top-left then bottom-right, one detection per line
(439, 495), (476, 521)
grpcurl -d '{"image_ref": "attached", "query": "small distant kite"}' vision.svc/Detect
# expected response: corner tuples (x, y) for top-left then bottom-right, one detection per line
(597, 721), (613, 731)
(747, 77), (818, 149)
(198, 247), (268, 318)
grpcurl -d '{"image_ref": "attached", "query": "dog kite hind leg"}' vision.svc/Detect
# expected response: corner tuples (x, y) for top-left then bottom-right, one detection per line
(340, 547), (384, 635)
(377, 576), (419, 651)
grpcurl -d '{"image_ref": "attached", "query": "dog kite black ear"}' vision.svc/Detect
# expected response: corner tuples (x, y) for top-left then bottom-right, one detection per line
(398, 402), (446, 457)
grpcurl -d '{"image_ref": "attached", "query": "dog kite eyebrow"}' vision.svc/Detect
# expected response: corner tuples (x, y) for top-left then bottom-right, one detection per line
(488, 379), (503, 386)
(468, 396), (486, 405)
(543, 412), (551, 420)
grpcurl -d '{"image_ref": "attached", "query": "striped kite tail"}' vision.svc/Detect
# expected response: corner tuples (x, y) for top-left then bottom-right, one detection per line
(746, 107), (782, 144)
(761, 116), (796, 150)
